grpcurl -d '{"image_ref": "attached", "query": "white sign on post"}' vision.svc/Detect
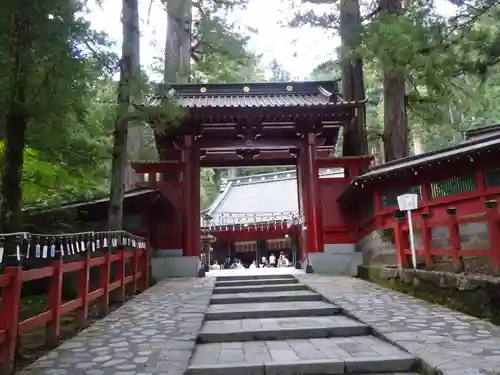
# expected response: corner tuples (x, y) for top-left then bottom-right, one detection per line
(397, 193), (419, 269)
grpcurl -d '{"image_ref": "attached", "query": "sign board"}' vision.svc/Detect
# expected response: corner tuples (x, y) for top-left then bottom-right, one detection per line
(397, 193), (418, 211)
(397, 193), (419, 269)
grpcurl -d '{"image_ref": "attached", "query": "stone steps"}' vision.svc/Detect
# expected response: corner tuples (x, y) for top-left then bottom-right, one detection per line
(186, 337), (418, 375)
(198, 315), (370, 343)
(210, 290), (323, 304)
(206, 301), (339, 320)
(215, 274), (296, 281)
(188, 273), (419, 375)
(213, 283), (308, 294)
(215, 277), (298, 287)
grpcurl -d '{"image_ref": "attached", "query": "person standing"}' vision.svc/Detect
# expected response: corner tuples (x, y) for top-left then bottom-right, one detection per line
(269, 253), (276, 267)
(261, 256), (268, 267)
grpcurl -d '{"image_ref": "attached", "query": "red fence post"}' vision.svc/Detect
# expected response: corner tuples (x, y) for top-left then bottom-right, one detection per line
(485, 200), (500, 275)
(130, 247), (139, 295)
(141, 246), (149, 291)
(394, 213), (409, 268)
(115, 248), (125, 303)
(99, 247), (111, 316)
(0, 254), (23, 375)
(420, 213), (434, 267)
(45, 244), (63, 348)
(446, 207), (464, 272)
(76, 242), (91, 329)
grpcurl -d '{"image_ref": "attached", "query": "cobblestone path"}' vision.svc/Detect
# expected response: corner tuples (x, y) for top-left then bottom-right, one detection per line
(16, 277), (215, 375)
(186, 274), (419, 375)
(16, 272), (496, 375)
(297, 274), (500, 375)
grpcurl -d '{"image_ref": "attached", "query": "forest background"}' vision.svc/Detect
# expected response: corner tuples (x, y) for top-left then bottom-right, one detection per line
(1, 0), (499, 233)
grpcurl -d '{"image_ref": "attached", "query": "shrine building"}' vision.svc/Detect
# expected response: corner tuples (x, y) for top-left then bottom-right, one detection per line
(132, 80), (371, 278)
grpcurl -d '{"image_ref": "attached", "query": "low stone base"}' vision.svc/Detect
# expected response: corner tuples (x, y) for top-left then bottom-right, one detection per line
(151, 249), (200, 278)
(305, 250), (361, 276)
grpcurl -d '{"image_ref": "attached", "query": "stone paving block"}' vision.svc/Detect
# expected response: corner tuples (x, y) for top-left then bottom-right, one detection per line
(212, 283), (308, 294)
(297, 274), (500, 375)
(215, 273), (296, 281)
(206, 301), (339, 320)
(199, 315), (369, 342)
(215, 277), (298, 287)
(16, 277), (216, 375)
(210, 290), (323, 304)
(345, 356), (417, 373)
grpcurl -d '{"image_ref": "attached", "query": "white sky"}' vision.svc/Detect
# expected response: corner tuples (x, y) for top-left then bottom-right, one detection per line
(87, 0), (457, 80)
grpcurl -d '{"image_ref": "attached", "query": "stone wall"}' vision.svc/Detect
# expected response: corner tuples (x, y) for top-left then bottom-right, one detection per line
(358, 265), (500, 324)
(357, 220), (494, 273)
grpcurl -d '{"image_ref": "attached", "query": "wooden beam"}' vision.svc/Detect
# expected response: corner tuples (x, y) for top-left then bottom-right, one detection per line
(201, 158), (296, 168)
(196, 137), (301, 150)
(131, 161), (183, 173)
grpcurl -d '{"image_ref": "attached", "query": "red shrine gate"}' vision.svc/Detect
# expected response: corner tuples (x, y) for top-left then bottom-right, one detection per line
(133, 81), (370, 277)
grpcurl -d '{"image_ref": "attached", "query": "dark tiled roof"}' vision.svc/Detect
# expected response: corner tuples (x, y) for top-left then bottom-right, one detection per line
(465, 123), (500, 141)
(355, 133), (500, 181)
(206, 169), (344, 225)
(157, 80), (364, 109)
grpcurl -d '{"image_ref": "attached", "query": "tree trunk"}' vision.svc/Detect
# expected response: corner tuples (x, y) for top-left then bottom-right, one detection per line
(164, 0), (192, 84)
(380, 0), (409, 162)
(108, 0), (140, 230)
(339, 0), (368, 157)
(155, 0), (192, 160)
(0, 4), (31, 242)
(123, 0), (142, 191)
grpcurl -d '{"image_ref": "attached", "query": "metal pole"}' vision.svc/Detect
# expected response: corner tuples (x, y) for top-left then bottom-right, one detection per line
(407, 210), (417, 269)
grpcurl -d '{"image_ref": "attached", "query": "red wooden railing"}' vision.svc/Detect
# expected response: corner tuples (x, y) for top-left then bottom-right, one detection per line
(0, 230), (149, 374)
(394, 200), (500, 272)
(348, 165), (500, 273)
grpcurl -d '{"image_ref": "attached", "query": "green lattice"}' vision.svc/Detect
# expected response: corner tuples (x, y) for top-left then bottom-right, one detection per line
(430, 174), (476, 199)
(382, 185), (422, 208)
(485, 167), (500, 187)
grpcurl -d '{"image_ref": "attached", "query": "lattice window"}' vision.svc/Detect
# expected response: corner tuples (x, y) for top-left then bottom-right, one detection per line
(430, 174), (476, 199)
(382, 186), (422, 207)
(485, 167), (500, 187)
(365, 199), (374, 215)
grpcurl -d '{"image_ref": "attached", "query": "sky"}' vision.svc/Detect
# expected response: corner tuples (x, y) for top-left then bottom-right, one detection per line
(87, 0), (457, 80)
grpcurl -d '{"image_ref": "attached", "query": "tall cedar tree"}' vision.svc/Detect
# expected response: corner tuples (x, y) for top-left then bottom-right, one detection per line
(0, 1), (31, 244)
(380, 0), (409, 161)
(339, 0), (368, 157)
(108, 0), (140, 230)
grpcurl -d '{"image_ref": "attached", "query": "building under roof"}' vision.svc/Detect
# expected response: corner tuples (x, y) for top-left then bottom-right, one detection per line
(205, 169), (343, 226)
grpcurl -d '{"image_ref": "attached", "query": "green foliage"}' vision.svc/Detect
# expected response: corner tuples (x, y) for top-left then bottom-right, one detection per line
(300, 0), (500, 155)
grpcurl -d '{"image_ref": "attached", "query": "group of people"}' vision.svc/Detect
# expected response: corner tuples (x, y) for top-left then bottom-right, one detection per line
(260, 252), (290, 268)
(210, 252), (291, 270)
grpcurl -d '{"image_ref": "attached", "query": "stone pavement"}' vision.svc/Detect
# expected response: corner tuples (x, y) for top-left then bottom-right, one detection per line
(297, 274), (500, 375)
(16, 277), (215, 375)
(187, 273), (418, 375)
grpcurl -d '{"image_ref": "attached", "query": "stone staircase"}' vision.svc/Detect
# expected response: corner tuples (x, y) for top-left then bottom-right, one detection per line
(186, 274), (420, 375)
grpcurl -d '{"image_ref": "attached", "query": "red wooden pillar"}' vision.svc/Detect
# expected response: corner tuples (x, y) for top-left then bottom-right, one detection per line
(141, 246), (150, 290)
(485, 200), (500, 274)
(446, 207), (464, 272)
(420, 213), (434, 266)
(130, 246), (139, 295)
(182, 135), (193, 257)
(296, 153), (307, 261)
(76, 244), (90, 329)
(394, 214), (409, 268)
(99, 247), (111, 315)
(191, 146), (201, 258)
(45, 247), (63, 347)
(0, 257), (22, 375)
(304, 133), (323, 253)
(115, 248), (126, 303)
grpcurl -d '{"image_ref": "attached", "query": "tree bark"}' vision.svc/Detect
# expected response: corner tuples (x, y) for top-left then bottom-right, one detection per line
(108, 0), (140, 230)
(164, 0), (192, 84)
(380, 0), (409, 162)
(0, 3), (31, 241)
(339, 0), (368, 157)
(123, 4), (142, 191)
